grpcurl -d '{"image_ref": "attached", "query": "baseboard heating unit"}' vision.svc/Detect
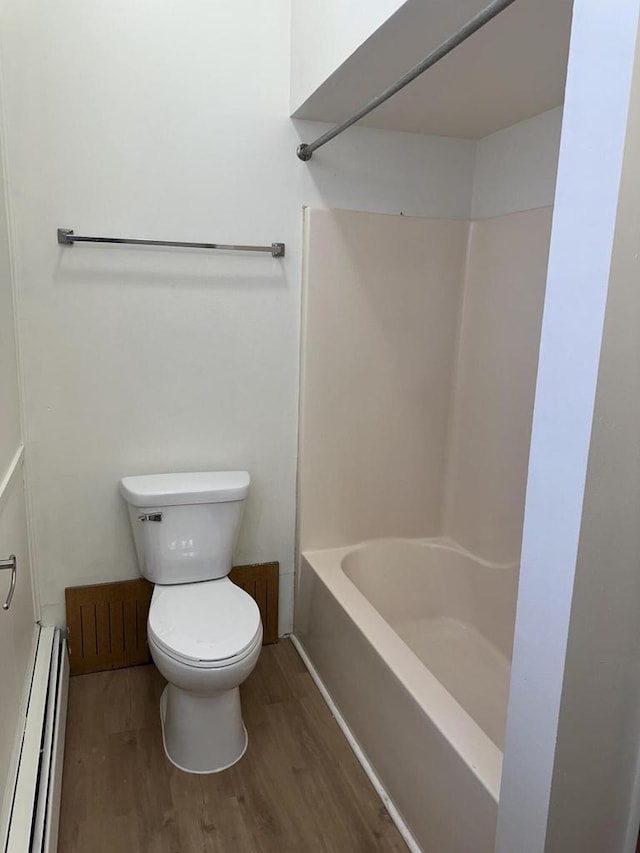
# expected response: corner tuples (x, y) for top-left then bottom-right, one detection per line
(3, 626), (69, 853)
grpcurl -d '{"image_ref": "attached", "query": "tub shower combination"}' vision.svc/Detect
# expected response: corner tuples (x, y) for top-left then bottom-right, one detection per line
(293, 538), (518, 852)
(296, 204), (550, 850)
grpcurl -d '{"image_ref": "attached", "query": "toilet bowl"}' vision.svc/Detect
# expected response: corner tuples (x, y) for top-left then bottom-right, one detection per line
(148, 577), (262, 773)
(119, 470), (262, 774)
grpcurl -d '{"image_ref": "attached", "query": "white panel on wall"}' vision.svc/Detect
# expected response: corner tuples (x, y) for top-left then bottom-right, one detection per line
(300, 206), (553, 564)
(299, 208), (469, 550)
(444, 207), (553, 564)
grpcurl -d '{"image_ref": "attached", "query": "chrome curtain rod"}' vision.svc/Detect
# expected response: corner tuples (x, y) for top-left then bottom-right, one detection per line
(57, 228), (286, 257)
(296, 0), (518, 161)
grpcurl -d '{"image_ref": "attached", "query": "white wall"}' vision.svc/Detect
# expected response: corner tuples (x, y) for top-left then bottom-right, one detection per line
(0, 108), (20, 477)
(0, 0), (475, 633)
(290, 0), (406, 114)
(0, 466), (36, 844)
(292, 0), (570, 142)
(298, 120), (475, 220)
(496, 2), (640, 850)
(0, 50), (37, 843)
(0, 0), (301, 634)
(472, 107), (563, 219)
(546, 38), (640, 845)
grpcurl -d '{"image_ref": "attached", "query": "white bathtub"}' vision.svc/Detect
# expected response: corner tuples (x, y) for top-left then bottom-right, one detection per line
(293, 537), (518, 853)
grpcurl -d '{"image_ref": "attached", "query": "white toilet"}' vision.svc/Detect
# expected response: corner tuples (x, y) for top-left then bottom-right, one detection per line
(119, 471), (262, 774)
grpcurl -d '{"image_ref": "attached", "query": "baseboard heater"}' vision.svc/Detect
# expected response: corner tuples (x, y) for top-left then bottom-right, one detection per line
(4, 626), (69, 853)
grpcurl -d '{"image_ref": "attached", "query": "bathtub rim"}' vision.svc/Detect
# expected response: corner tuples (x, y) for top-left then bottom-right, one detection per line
(341, 535), (519, 573)
(298, 536), (511, 803)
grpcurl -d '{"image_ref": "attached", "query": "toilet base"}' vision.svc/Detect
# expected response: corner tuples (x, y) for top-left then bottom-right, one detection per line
(159, 683), (248, 774)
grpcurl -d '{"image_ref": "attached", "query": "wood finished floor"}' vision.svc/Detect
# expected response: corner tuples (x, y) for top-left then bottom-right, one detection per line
(58, 639), (409, 852)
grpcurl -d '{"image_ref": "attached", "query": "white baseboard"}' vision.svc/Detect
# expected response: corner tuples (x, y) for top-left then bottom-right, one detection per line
(290, 634), (422, 853)
(0, 625), (39, 852)
(4, 626), (69, 853)
(43, 638), (69, 853)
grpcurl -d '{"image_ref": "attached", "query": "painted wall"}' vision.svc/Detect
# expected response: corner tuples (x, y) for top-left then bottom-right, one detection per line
(0, 469), (36, 843)
(0, 117), (19, 476)
(298, 120), (475, 220)
(0, 62), (36, 842)
(547, 91), (640, 844)
(545, 32), (640, 844)
(496, 3), (640, 850)
(443, 208), (553, 564)
(290, 0), (407, 114)
(0, 1), (475, 633)
(547, 23), (640, 853)
(299, 208), (468, 550)
(0, 0), (558, 637)
(292, 0), (570, 142)
(471, 107), (563, 219)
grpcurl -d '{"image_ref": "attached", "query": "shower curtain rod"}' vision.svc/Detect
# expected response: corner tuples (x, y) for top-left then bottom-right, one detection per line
(296, 0), (518, 162)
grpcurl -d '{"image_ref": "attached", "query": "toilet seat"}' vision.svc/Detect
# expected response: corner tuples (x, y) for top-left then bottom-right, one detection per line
(148, 578), (262, 669)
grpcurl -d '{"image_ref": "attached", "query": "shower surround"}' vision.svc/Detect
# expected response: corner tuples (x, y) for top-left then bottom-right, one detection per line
(294, 206), (552, 852)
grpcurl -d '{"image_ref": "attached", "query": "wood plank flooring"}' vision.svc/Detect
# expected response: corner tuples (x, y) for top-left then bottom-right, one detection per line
(58, 639), (409, 852)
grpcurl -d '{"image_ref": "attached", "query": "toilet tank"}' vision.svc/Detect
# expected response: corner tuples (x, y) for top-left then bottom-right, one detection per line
(119, 471), (250, 585)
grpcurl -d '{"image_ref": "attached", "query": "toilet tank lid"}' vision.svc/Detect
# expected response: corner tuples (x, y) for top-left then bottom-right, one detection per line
(119, 471), (250, 507)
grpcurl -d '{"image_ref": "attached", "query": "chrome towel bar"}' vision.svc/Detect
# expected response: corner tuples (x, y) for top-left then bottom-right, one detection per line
(0, 555), (16, 611)
(57, 228), (285, 258)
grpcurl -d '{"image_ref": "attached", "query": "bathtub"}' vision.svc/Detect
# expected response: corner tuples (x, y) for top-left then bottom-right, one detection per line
(293, 537), (518, 853)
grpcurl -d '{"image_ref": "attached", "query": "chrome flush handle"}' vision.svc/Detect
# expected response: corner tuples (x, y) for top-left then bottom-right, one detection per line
(138, 513), (162, 523)
(0, 555), (17, 610)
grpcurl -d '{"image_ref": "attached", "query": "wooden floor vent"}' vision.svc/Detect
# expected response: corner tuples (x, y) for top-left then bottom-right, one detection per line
(66, 562), (279, 675)
(65, 579), (153, 676)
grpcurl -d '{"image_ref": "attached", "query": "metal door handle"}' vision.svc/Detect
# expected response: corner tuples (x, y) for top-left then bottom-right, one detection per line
(0, 555), (16, 610)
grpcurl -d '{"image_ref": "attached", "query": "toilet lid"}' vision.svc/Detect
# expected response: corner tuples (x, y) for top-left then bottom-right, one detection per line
(148, 578), (261, 665)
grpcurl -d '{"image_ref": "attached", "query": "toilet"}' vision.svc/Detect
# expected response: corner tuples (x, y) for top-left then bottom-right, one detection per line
(119, 471), (262, 774)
